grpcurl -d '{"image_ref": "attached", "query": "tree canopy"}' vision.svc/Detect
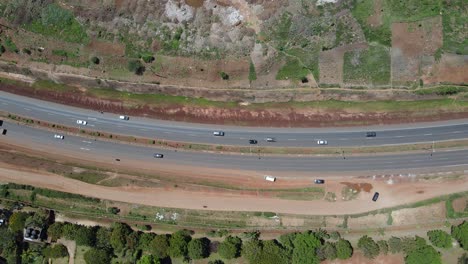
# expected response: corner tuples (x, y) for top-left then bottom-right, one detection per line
(405, 245), (442, 264)
(188, 237), (210, 259)
(110, 222), (132, 252)
(358, 235), (380, 259)
(452, 221), (468, 250)
(292, 231), (321, 264)
(169, 230), (192, 258)
(84, 248), (111, 264)
(218, 236), (242, 259)
(335, 239), (353, 259)
(150, 235), (170, 259)
(427, 230), (452, 248)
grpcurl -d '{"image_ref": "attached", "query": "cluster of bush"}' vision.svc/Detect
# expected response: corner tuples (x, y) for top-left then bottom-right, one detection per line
(1, 206), (468, 263)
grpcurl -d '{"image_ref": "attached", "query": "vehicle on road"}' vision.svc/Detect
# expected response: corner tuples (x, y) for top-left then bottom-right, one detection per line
(265, 137), (276, 142)
(76, 120), (87, 125)
(249, 139), (258, 144)
(366, 132), (377, 137)
(317, 140), (328, 145)
(372, 192), (380, 201)
(314, 179), (325, 184)
(213, 131), (225, 136)
(153, 153), (164, 158)
(265, 176), (276, 182)
(119, 115), (129, 120)
(1, 129), (6, 135)
(0, 120), (3, 126)
(54, 134), (64, 139)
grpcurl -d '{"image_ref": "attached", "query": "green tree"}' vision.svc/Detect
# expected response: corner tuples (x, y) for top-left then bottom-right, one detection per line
(110, 222), (132, 252)
(405, 245), (441, 264)
(208, 260), (224, 264)
(74, 226), (95, 246)
(318, 241), (337, 261)
(358, 235), (380, 259)
(336, 239), (353, 259)
(21, 247), (45, 264)
(47, 222), (64, 241)
(188, 237), (210, 259)
(169, 230), (192, 257)
(95, 227), (111, 250)
(242, 239), (263, 263)
(258, 240), (289, 264)
(219, 71), (229, 80)
(137, 255), (160, 264)
(388, 236), (402, 253)
(8, 212), (29, 232)
(401, 236), (427, 254)
(292, 231), (321, 264)
(377, 240), (389, 255)
(138, 232), (156, 252)
(427, 230), (452, 248)
(249, 60), (257, 81)
(126, 231), (141, 252)
(43, 244), (68, 258)
(452, 221), (468, 250)
(0, 228), (20, 264)
(278, 232), (297, 256)
(218, 236), (242, 259)
(84, 248), (111, 264)
(150, 235), (170, 259)
(0, 45), (5, 54)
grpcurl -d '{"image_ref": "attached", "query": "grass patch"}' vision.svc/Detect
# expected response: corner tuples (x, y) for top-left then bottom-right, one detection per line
(274, 187), (325, 201)
(341, 186), (359, 201)
(441, 0), (468, 55)
(249, 60), (257, 81)
(386, 0), (442, 22)
(26, 3), (88, 44)
(446, 193), (468, 219)
(276, 57), (310, 81)
(52, 49), (78, 58)
(86, 87), (237, 108)
(343, 44), (391, 85)
(64, 171), (108, 184)
(2, 36), (18, 53)
(74, 246), (91, 264)
(352, 0), (392, 46)
(32, 80), (74, 92)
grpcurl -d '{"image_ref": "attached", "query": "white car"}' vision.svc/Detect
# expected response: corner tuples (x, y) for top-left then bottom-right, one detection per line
(76, 120), (87, 125)
(54, 134), (64, 139)
(119, 115), (129, 120)
(317, 140), (328, 145)
(213, 131), (225, 136)
(265, 137), (276, 142)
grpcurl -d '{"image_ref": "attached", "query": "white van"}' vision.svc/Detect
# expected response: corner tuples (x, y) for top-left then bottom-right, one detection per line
(265, 176), (276, 182)
(119, 115), (129, 120)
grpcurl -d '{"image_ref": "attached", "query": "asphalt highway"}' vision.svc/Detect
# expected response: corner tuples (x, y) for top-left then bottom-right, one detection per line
(2, 121), (468, 172)
(1, 91), (468, 148)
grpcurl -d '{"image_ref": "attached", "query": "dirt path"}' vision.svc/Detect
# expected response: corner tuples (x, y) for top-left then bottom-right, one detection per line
(57, 238), (75, 264)
(0, 162), (466, 215)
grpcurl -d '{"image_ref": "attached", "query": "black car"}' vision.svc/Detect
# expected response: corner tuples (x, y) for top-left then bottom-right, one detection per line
(314, 179), (325, 184)
(366, 132), (377, 137)
(249, 139), (258, 144)
(0, 120), (3, 126)
(153, 153), (164, 158)
(372, 192), (380, 202)
(1, 129), (6, 135)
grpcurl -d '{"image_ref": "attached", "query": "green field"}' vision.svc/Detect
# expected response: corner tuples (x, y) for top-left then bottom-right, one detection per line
(343, 44), (391, 86)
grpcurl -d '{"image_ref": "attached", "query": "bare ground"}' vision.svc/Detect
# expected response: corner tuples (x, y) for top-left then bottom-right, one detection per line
(2, 80), (468, 127)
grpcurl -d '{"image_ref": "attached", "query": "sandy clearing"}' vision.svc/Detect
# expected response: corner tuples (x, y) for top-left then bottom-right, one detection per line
(0, 162), (466, 216)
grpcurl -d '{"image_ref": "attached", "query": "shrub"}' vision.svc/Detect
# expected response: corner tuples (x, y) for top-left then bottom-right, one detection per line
(140, 53), (155, 63)
(84, 248), (111, 264)
(220, 72), (229, 80)
(427, 230), (452, 248)
(91, 56), (100, 64)
(218, 236), (242, 259)
(358, 235), (380, 259)
(128, 60), (145, 75)
(44, 244), (68, 258)
(188, 238), (210, 259)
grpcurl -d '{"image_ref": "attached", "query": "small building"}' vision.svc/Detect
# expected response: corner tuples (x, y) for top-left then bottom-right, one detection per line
(23, 227), (43, 242)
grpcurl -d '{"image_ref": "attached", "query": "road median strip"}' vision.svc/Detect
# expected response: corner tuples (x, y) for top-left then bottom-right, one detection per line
(3, 111), (468, 156)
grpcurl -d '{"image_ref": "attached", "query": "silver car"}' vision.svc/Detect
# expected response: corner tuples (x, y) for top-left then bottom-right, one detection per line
(317, 140), (328, 145)
(54, 134), (64, 139)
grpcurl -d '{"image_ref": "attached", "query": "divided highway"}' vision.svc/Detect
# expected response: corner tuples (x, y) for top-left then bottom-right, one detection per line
(1, 91), (468, 148)
(2, 121), (468, 172)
